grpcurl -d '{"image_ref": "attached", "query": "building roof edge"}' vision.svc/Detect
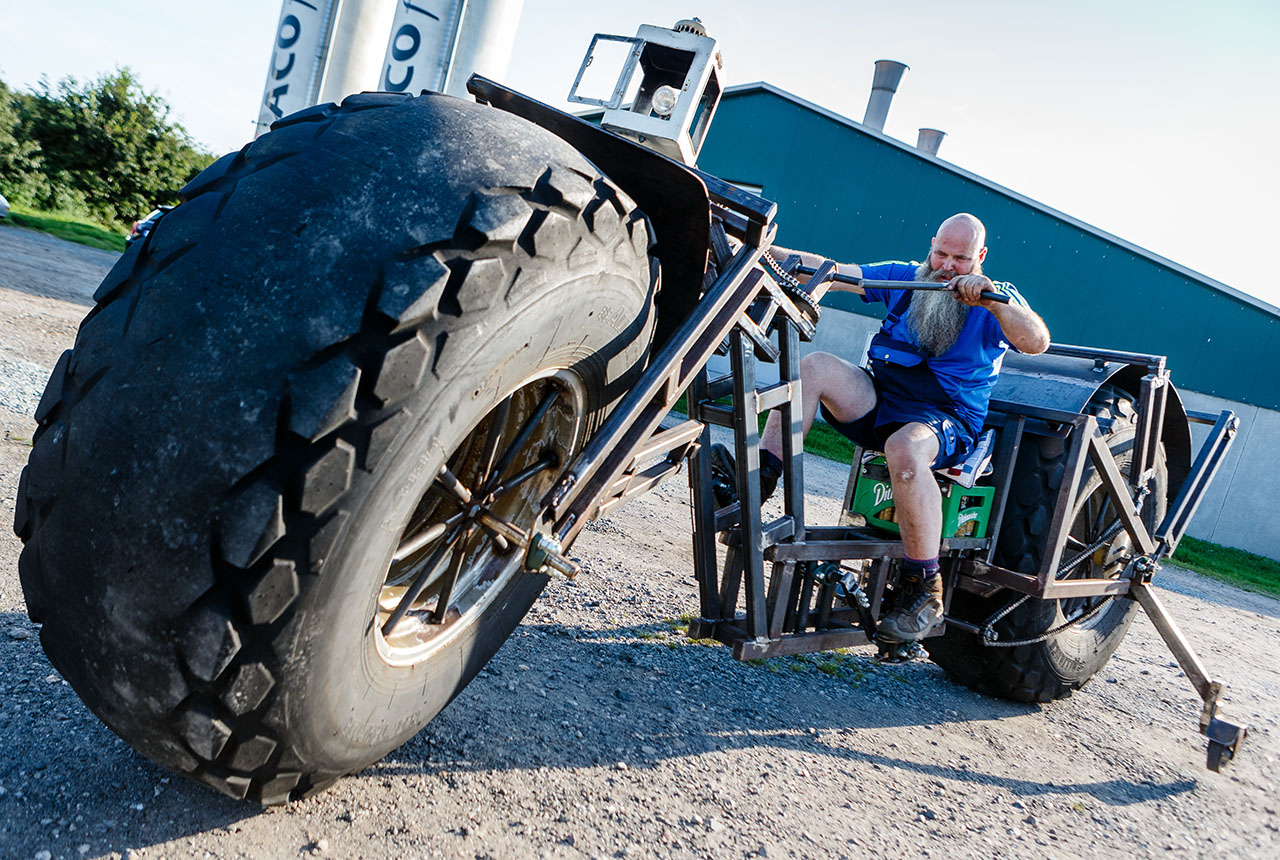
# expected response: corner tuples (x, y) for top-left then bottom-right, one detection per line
(724, 81), (1279, 318)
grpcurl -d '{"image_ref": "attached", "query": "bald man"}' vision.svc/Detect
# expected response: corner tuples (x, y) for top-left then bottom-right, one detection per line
(711, 213), (1050, 641)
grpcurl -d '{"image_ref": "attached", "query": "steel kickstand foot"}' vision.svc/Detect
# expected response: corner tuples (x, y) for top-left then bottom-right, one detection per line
(1200, 680), (1248, 773)
(1129, 578), (1249, 772)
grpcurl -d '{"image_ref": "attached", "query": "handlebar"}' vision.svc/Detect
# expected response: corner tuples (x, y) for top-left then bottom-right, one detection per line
(857, 279), (1011, 305)
(792, 264), (1011, 304)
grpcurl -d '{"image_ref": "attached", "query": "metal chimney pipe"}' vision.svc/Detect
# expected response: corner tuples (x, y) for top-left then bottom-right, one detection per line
(917, 128), (946, 155)
(862, 59), (908, 132)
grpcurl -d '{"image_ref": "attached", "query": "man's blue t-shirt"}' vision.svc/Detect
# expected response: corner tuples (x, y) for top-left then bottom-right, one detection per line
(858, 261), (1027, 436)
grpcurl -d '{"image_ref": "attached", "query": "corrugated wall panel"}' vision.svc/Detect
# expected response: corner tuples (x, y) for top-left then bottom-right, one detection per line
(806, 131), (880, 253)
(1035, 226), (1106, 345)
(1148, 278), (1216, 369)
(702, 97), (798, 193)
(1081, 250), (1160, 351)
(1196, 301), (1274, 401)
(696, 88), (1280, 409)
(769, 106), (843, 244)
(1246, 322), (1280, 405)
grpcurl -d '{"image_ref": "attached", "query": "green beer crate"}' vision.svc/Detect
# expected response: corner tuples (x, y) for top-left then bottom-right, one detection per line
(848, 454), (994, 538)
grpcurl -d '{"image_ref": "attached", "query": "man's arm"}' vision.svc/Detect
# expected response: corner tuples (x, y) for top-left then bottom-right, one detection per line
(950, 274), (1051, 355)
(768, 244), (865, 295)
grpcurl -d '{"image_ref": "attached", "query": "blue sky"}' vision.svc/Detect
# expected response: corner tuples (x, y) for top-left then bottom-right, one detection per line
(1, 0), (1276, 309)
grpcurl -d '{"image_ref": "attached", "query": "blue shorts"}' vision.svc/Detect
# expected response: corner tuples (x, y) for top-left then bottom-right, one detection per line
(820, 368), (976, 469)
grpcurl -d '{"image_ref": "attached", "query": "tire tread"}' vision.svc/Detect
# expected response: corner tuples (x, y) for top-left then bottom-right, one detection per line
(17, 93), (654, 803)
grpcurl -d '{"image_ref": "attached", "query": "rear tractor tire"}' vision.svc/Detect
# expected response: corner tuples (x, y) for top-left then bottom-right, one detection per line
(925, 386), (1167, 702)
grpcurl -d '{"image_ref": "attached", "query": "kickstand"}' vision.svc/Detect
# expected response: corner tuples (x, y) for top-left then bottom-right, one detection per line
(1129, 576), (1248, 771)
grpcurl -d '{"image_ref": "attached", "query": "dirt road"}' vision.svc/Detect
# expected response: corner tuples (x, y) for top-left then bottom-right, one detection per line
(0, 224), (1277, 860)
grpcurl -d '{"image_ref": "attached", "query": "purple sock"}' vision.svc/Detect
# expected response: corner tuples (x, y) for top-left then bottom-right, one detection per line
(903, 555), (940, 577)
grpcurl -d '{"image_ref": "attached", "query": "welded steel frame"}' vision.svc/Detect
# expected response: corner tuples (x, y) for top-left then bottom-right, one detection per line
(474, 69), (1240, 661)
(687, 336), (1242, 659)
(472, 65), (1246, 768)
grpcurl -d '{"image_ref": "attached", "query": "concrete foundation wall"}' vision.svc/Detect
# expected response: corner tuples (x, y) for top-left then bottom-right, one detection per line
(707, 307), (1278, 561)
(1176, 391), (1280, 561)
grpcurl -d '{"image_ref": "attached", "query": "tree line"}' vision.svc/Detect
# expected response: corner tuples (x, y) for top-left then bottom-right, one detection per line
(0, 68), (215, 226)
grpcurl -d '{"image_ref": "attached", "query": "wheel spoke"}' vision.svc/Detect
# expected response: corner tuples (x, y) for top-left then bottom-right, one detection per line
(485, 452), (559, 502)
(383, 526), (465, 635)
(392, 508), (466, 564)
(1090, 493), (1113, 540)
(434, 464), (474, 507)
(475, 518), (512, 552)
(480, 386), (561, 496)
(430, 525), (478, 624)
(476, 395), (513, 490)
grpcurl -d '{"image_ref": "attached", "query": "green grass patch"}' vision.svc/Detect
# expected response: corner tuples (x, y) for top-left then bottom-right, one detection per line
(666, 613), (696, 633)
(4, 205), (126, 253)
(744, 650), (875, 685)
(1171, 536), (1280, 598)
(801, 421), (856, 465)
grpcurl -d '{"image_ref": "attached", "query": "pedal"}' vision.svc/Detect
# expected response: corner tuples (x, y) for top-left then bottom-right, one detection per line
(836, 577), (870, 609)
(873, 637), (924, 664)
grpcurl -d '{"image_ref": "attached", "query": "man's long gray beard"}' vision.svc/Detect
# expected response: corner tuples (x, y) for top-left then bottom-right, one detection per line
(910, 261), (974, 357)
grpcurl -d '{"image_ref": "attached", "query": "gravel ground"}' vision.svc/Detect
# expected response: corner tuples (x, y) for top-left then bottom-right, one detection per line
(0, 225), (1277, 860)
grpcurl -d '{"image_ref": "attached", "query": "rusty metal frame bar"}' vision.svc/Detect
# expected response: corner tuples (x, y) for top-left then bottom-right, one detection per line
(983, 413), (1025, 564)
(1043, 343), (1166, 370)
(1132, 370), (1169, 491)
(1033, 413), (1095, 590)
(769, 533), (989, 562)
(1130, 578), (1248, 769)
(1155, 409), (1238, 559)
(1083, 431), (1157, 558)
(728, 327), (769, 639)
(545, 226), (776, 543)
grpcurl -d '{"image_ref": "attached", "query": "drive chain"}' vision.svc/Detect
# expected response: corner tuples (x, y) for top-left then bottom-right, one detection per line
(979, 517), (1130, 647)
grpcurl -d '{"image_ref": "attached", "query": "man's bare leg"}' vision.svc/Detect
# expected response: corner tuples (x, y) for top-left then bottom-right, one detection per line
(878, 422), (946, 641)
(754, 356), (946, 640)
(761, 351), (876, 460)
(882, 423), (942, 560)
(709, 352), (877, 508)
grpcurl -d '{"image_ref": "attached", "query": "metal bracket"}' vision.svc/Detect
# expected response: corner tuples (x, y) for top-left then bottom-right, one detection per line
(1155, 409), (1238, 559)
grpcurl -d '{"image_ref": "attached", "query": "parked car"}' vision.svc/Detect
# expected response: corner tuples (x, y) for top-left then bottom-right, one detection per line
(0, 191), (10, 219)
(126, 206), (173, 247)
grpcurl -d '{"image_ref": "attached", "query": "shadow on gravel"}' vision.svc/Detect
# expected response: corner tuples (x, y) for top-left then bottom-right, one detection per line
(0, 610), (1197, 856)
(0, 277), (97, 307)
(0, 611), (259, 858)
(375, 621), (1199, 810)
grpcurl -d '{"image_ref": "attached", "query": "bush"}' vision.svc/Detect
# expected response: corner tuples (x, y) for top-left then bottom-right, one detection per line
(0, 80), (45, 202)
(2, 68), (215, 226)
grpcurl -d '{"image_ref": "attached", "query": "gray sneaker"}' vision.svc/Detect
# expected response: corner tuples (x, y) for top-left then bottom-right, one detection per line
(877, 574), (944, 641)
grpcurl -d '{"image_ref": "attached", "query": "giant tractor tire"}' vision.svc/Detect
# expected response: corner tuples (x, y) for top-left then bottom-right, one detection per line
(925, 387), (1167, 702)
(14, 92), (658, 803)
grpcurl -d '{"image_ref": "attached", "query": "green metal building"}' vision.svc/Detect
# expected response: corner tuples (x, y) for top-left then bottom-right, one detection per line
(697, 83), (1280, 411)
